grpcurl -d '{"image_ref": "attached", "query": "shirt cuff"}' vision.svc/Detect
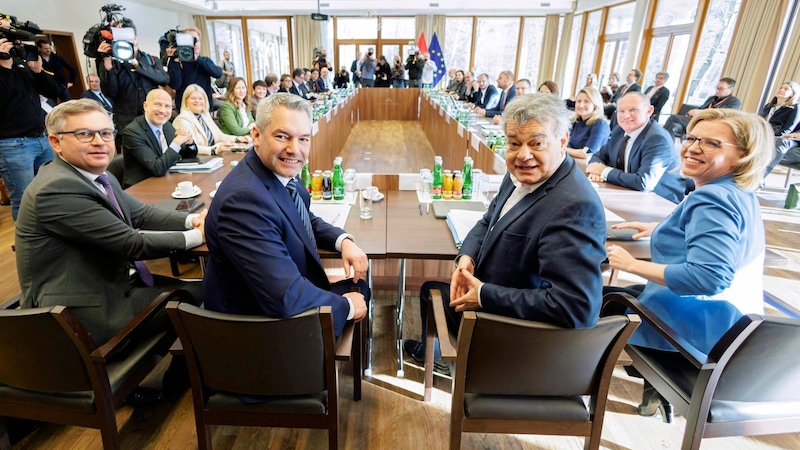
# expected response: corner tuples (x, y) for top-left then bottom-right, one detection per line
(477, 282), (484, 308)
(345, 297), (354, 320)
(170, 143), (181, 153)
(184, 214), (198, 229)
(601, 166), (613, 182)
(335, 233), (354, 251)
(183, 229), (203, 250)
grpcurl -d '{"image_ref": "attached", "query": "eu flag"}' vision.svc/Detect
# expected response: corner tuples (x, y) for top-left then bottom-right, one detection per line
(429, 32), (446, 86)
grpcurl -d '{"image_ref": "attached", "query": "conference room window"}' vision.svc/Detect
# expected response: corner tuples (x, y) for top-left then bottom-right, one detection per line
(444, 17), (474, 75)
(336, 17), (379, 39)
(472, 17), (521, 83)
(684, 0), (742, 105)
(517, 17), (547, 86)
(378, 17), (415, 64)
(207, 19), (246, 85)
(246, 19), (291, 83)
(597, 2), (635, 88)
(562, 13), (584, 100)
(574, 10), (602, 96)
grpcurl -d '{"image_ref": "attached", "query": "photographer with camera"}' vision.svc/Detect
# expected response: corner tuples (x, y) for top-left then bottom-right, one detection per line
(0, 14), (60, 220)
(94, 19), (169, 152)
(405, 50), (425, 88)
(334, 65), (349, 89)
(359, 47), (376, 88)
(167, 27), (223, 113)
(313, 48), (331, 72)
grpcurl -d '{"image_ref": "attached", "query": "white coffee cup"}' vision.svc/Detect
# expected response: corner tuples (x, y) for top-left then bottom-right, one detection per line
(360, 186), (377, 219)
(177, 181), (194, 196)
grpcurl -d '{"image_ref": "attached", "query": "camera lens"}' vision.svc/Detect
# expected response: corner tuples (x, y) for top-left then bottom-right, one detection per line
(177, 46), (194, 62)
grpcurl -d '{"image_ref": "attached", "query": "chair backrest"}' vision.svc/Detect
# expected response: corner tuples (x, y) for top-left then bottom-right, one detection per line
(710, 315), (800, 402)
(0, 306), (96, 392)
(107, 154), (125, 183)
(462, 313), (634, 396)
(170, 303), (333, 396)
(677, 103), (697, 116)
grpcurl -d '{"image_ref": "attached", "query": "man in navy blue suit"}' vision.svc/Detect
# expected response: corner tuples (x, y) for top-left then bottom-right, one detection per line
(203, 93), (369, 336)
(405, 93), (607, 372)
(587, 92), (687, 204)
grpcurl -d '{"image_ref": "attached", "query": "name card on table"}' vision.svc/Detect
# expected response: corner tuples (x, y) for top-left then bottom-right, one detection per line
(471, 133), (481, 151)
(439, 105), (444, 116)
(445, 112), (450, 124)
(457, 122), (464, 137)
(312, 122), (319, 135)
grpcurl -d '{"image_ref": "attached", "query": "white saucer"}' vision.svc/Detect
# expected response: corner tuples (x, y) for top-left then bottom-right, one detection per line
(361, 190), (384, 202)
(209, 190), (217, 199)
(172, 185), (201, 199)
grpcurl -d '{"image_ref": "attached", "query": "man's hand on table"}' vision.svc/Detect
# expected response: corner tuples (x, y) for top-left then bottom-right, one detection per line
(341, 238), (368, 282)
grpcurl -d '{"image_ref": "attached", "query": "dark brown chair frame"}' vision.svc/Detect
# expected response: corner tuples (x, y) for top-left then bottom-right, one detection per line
(166, 302), (341, 450)
(0, 289), (187, 450)
(604, 292), (800, 450)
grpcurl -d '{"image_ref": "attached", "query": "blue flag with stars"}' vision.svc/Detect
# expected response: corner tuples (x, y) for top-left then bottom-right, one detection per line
(429, 32), (446, 86)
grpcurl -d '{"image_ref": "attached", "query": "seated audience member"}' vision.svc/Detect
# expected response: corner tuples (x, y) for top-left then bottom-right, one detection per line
(770, 123), (800, 175)
(203, 93), (370, 337)
(587, 92), (686, 203)
(468, 73), (499, 109)
(444, 68), (457, 91)
(663, 77), (741, 139)
(567, 73), (598, 108)
(600, 72), (620, 103)
(249, 80), (268, 117)
(457, 72), (476, 101)
(16, 98), (205, 347)
(167, 27), (222, 112)
(375, 56), (391, 88)
(173, 84), (250, 156)
(309, 68), (322, 93)
(514, 78), (532, 96)
(122, 89), (197, 188)
(645, 72), (671, 120)
(604, 69), (642, 119)
(334, 66), (350, 89)
(538, 80), (560, 96)
(289, 68), (313, 99)
(566, 87), (610, 160)
(475, 70), (516, 124)
(759, 81), (800, 136)
(219, 77), (256, 137)
(403, 93), (607, 371)
(264, 73), (279, 96)
(605, 109), (772, 418)
(447, 70), (467, 98)
(80, 73), (113, 112)
(278, 73), (293, 93)
(317, 67), (331, 93)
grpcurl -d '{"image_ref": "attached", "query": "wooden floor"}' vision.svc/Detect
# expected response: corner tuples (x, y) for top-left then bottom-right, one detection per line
(3, 121), (800, 449)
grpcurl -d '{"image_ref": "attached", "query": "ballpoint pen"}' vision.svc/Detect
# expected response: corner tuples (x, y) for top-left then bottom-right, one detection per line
(418, 204), (423, 215)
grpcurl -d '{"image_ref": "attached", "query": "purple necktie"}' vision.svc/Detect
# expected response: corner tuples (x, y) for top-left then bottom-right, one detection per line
(96, 174), (154, 287)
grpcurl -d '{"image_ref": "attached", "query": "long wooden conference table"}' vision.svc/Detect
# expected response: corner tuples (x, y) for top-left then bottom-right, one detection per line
(126, 88), (678, 380)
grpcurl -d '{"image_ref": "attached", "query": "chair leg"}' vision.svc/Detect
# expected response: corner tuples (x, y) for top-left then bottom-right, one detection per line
(196, 419), (212, 450)
(99, 422), (121, 450)
(352, 319), (362, 401)
(170, 254), (181, 277)
(785, 167), (793, 188)
(0, 418), (10, 450)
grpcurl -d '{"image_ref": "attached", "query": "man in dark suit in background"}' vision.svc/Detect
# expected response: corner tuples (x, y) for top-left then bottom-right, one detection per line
(37, 39), (77, 103)
(122, 89), (197, 188)
(645, 71), (671, 121)
(468, 73), (499, 109)
(587, 92), (686, 204)
(203, 93), (370, 337)
(662, 77), (741, 139)
(16, 98), (204, 346)
(605, 68), (643, 120)
(79, 73), (113, 112)
(404, 93), (607, 371)
(476, 70), (516, 123)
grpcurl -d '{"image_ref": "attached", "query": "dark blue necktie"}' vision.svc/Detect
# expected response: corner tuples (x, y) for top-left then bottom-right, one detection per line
(286, 178), (317, 250)
(96, 174), (154, 287)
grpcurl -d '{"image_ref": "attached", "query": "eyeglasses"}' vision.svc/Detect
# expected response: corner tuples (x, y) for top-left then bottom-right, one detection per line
(681, 134), (738, 152)
(57, 129), (117, 143)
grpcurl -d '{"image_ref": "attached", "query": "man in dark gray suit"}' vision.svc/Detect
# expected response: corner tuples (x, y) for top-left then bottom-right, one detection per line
(16, 98), (205, 346)
(122, 89), (197, 188)
(79, 73), (113, 112)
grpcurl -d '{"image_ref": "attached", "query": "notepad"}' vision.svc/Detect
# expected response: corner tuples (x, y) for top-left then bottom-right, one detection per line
(445, 209), (485, 248)
(169, 157), (224, 173)
(432, 200), (487, 219)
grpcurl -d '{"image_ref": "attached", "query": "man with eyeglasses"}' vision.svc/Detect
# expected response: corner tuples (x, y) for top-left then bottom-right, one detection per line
(587, 92), (687, 203)
(122, 88), (197, 188)
(16, 98), (205, 349)
(663, 77), (741, 139)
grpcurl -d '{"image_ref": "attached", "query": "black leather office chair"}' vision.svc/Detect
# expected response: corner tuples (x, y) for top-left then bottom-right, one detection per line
(604, 292), (800, 450)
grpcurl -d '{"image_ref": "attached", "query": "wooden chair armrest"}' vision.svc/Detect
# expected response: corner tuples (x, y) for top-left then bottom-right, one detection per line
(0, 294), (20, 310)
(336, 321), (356, 359)
(602, 292), (710, 368)
(169, 337), (184, 356)
(91, 289), (192, 362)
(430, 289), (457, 361)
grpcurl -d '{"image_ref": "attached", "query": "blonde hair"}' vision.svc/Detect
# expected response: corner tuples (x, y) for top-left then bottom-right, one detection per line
(181, 84), (209, 114)
(572, 86), (606, 126)
(687, 109), (774, 191)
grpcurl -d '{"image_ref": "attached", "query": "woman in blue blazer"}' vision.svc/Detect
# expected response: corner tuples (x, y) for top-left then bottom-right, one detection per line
(606, 109), (774, 420)
(219, 77), (256, 136)
(759, 81), (800, 136)
(566, 87), (610, 160)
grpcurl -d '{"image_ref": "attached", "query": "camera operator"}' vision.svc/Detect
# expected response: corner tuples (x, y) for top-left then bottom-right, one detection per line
(405, 51), (425, 88)
(167, 27), (222, 113)
(313, 48), (331, 72)
(0, 15), (60, 221)
(96, 21), (169, 152)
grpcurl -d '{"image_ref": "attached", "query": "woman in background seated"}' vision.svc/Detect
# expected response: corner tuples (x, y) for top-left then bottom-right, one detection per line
(566, 87), (610, 160)
(334, 66), (350, 89)
(277, 74), (292, 93)
(219, 77), (256, 137)
(606, 109), (772, 421)
(601, 72), (620, 103)
(538, 81), (559, 97)
(173, 84), (249, 155)
(447, 70), (466, 98)
(759, 81), (800, 136)
(249, 80), (268, 117)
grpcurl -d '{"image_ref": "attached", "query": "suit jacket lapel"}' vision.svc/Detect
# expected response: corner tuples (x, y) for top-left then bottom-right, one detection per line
(54, 157), (131, 224)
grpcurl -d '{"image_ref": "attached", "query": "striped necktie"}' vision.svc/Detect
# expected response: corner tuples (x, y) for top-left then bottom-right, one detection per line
(286, 178), (317, 250)
(196, 114), (214, 144)
(156, 129), (168, 152)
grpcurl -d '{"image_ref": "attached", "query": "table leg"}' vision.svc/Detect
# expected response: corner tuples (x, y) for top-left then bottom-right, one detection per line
(396, 258), (407, 377)
(364, 259), (374, 376)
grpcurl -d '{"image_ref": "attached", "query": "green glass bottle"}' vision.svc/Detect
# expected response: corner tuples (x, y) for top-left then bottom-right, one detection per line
(301, 162), (312, 193)
(462, 156), (473, 200)
(332, 157), (345, 201)
(432, 156), (443, 199)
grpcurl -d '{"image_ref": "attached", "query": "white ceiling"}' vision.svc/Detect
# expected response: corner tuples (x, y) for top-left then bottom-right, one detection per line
(134, 0), (579, 17)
